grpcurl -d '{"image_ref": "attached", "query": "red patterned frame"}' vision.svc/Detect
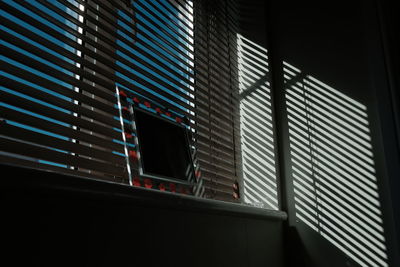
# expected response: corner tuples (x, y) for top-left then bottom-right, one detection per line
(116, 88), (204, 197)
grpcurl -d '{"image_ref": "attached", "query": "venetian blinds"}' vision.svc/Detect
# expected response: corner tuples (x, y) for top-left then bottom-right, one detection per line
(1, 0), (241, 202)
(193, 0), (241, 202)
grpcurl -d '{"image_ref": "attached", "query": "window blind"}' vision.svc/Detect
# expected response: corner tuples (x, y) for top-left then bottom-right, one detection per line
(193, 0), (241, 202)
(0, 0), (130, 181)
(1, 0), (241, 202)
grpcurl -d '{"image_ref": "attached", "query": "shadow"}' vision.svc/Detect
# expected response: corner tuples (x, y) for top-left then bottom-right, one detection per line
(237, 33), (279, 210)
(285, 226), (313, 267)
(284, 61), (388, 267)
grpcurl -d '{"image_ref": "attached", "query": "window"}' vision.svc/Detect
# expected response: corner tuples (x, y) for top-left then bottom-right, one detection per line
(1, 0), (279, 208)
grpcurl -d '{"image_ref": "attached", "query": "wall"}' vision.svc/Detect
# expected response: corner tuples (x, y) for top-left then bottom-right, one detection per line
(267, 0), (400, 266)
(1, 164), (285, 267)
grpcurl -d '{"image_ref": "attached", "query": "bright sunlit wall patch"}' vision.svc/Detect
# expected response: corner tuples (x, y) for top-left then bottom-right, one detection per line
(237, 33), (279, 210)
(284, 61), (388, 267)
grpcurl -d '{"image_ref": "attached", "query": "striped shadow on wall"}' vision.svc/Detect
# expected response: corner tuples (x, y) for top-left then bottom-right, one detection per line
(284, 61), (388, 267)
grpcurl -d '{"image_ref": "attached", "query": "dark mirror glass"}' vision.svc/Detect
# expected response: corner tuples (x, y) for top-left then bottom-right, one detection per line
(134, 108), (193, 181)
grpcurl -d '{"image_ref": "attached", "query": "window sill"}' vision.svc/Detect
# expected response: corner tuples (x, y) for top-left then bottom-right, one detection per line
(1, 163), (287, 221)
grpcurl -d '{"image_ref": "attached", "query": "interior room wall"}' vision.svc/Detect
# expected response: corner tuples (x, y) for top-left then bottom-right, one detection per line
(267, 0), (400, 266)
(2, 165), (285, 267)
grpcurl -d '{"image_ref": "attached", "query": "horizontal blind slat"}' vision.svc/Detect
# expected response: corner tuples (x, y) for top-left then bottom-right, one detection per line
(0, 61), (117, 116)
(1, 123), (126, 165)
(0, 137), (124, 176)
(1, 75), (120, 129)
(0, 154), (125, 182)
(1, 107), (125, 153)
(0, 90), (122, 140)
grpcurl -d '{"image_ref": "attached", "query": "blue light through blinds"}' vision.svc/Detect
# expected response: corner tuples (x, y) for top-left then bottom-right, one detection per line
(1, 0), (244, 205)
(0, 0), (195, 183)
(115, 0), (194, 116)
